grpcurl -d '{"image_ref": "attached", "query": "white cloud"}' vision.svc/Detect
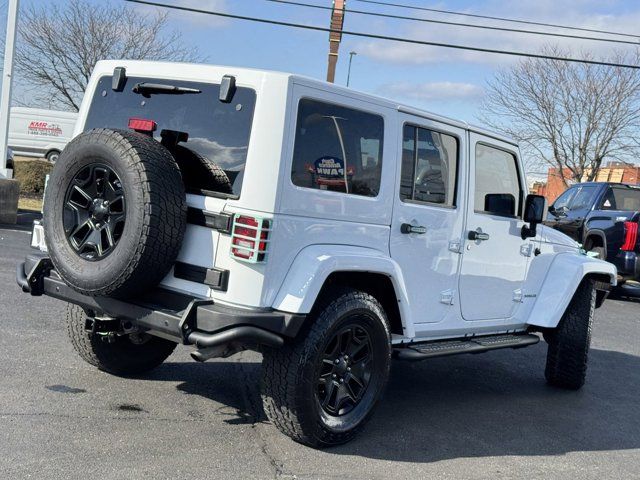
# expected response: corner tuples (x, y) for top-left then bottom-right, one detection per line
(378, 81), (484, 102)
(352, 1), (640, 67)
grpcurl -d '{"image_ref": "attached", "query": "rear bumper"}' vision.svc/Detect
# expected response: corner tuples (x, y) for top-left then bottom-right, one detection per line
(17, 255), (305, 348)
(614, 251), (640, 281)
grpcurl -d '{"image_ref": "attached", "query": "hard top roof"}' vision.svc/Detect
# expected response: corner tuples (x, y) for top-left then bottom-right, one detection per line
(94, 59), (517, 145)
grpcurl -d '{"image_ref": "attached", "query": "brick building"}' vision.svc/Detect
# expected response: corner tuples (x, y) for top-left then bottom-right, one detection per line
(532, 162), (640, 204)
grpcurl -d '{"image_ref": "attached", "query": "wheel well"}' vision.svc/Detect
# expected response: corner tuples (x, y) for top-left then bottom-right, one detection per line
(585, 273), (614, 308)
(315, 271), (404, 336)
(583, 234), (604, 251)
(45, 149), (60, 158)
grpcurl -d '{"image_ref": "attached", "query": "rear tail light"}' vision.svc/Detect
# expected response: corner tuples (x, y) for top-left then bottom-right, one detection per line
(230, 215), (270, 263)
(621, 221), (638, 251)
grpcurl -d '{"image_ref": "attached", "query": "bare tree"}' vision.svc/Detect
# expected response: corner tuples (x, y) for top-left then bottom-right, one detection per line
(13, 0), (203, 111)
(480, 47), (640, 187)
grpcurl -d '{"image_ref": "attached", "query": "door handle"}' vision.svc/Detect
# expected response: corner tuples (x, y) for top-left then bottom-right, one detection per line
(468, 229), (490, 241)
(401, 223), (427, 234)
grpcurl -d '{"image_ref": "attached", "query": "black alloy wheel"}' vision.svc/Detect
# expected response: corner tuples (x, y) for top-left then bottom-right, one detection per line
(316, 323), (373, 416)
(63, 164), (126, 260)
(261, 288), (391, 447)
(44, 129), (186, 298)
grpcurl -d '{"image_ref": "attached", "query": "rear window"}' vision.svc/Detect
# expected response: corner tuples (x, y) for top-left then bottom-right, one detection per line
(291, 99), (384, 197)
(84, 75), (256, 197)
(601, 186), (640, 211)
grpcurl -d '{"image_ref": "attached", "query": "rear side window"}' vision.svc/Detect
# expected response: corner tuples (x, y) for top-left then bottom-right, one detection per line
(84, 75), (256, 197)
(400, 125), (458, 206)
(291, 99), (384, 197)
(601, 186), (640, 211)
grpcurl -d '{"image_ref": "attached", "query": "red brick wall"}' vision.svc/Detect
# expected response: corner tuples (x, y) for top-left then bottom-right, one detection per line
(533, 165), (640, 204)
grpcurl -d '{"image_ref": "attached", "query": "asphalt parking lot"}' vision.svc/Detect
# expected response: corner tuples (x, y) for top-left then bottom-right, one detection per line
(1, 224), (639, 480)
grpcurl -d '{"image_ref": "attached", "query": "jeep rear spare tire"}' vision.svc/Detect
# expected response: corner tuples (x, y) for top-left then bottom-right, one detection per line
(44, 128), (187, 298)
(170, 145), (233, 194)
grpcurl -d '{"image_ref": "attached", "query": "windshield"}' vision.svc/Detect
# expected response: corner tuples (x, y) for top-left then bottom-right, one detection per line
(84, 75), (256, 197)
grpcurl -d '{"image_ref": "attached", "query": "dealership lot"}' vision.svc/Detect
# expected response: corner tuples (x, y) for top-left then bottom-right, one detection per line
(1, 226), (639, 480)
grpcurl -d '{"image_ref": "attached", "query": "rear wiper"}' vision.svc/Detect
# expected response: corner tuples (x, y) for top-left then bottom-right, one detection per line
(132, 82), (201, 96)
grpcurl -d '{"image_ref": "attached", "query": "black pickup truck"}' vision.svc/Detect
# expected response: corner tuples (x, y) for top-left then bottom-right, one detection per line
(545, 182), (640, 295)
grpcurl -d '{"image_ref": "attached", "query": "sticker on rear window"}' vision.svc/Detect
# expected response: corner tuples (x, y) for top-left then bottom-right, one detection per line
(307, 156), (354, 188)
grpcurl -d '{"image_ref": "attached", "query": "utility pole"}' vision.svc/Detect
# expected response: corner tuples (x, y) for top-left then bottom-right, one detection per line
(0, 0), (19, 178)
(346, 51), (357, 87)
(326, 0), (345, 83)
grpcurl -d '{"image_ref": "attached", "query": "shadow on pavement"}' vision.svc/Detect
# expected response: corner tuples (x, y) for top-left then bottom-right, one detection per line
(0, 210), (41, 232)
(145, 344), (640, 462)
(144, 359), (265, 425)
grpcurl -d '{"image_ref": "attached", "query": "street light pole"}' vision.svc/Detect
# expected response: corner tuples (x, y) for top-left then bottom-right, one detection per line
(0, 0), (20, 178)
(346, 51), (357, 87)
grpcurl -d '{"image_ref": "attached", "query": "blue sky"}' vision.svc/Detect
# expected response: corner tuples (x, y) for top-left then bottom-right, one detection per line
(2, 0), (640, 123)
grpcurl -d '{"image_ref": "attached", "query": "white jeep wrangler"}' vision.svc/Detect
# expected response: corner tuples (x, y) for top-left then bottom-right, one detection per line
(18, 60), (616, 448)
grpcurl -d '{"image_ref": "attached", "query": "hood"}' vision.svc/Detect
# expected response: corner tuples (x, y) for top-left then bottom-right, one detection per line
(538, 225), (580, 249)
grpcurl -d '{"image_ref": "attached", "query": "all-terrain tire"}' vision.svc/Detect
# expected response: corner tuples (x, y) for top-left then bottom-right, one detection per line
(65, 304), (176, 376)
(261, 288), (391, 448)
(170, 145), (233, 194)
(44, 128), (187, 298)
(544, 278), (596, 390)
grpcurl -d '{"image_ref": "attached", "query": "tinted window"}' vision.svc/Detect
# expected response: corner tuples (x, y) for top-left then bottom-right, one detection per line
(569, 185), (597, 210)
(85, 75), (256, 197)
(291, 99), (384, 197)
(400, 125), (457, 206)
(601, 186), (640, 211)
(474, 144), (521, 216)
(553, 187), (577, 210)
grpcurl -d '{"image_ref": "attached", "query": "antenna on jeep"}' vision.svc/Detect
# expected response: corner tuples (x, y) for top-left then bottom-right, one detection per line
(324, 115), (349, 194)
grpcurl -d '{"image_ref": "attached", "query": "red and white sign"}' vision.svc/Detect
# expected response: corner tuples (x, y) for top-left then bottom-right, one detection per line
(27, 121), (63, 137)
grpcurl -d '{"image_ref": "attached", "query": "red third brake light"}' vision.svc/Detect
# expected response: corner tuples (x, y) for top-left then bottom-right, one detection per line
(231, 215), (270, 262)
(621, 221), (638, 251)
(128, 118), (157, 134)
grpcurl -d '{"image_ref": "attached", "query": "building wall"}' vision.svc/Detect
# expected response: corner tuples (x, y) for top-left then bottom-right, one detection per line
(532, 164), (640, 204)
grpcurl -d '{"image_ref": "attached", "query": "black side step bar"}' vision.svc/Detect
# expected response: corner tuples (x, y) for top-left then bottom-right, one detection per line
(394, 333), (540, 361)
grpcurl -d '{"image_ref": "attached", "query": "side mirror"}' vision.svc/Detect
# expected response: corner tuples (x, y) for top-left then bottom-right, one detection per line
(522, 194), (547, 239)
(555, 205), (568, 217)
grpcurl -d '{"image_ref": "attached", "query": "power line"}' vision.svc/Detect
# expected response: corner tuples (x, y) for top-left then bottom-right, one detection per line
(354, 0), (640, 40)
(267, 0), (640, 47)
(124, 0), (640, 70)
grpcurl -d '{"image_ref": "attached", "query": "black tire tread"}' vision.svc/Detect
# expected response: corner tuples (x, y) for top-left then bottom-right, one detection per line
(261, 288), (391, 447)
(544, 279), (595, 390)
(45, 128), (187, 298)
(171, 145), (233, 194)
(65, 304), (176, 376)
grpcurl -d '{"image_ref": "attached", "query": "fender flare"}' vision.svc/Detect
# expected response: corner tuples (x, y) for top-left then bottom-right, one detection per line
(271, 244), (415, 338)
(526, 253), (616, 329)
